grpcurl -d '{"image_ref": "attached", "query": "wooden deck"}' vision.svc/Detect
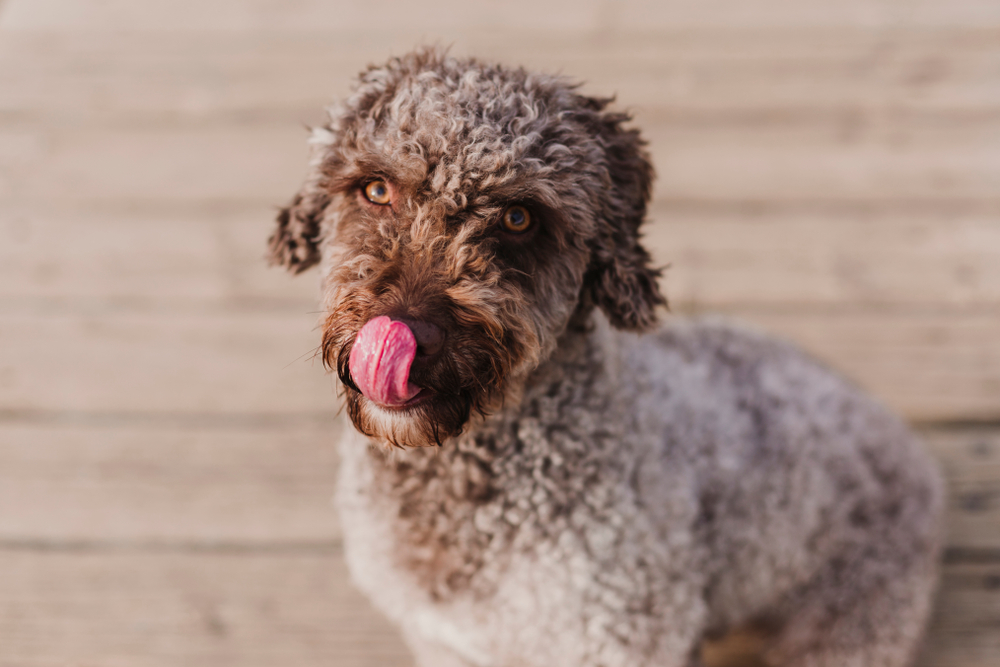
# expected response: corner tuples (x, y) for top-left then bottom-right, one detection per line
(1, 1), (998, 664)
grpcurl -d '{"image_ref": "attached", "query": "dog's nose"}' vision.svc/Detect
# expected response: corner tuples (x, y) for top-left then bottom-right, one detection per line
(395, 318), (445, 358)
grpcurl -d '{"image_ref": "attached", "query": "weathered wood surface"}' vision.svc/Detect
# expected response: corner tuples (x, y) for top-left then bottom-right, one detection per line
(2, 306), (998, 421)
(0, 420), (340, 544)
(4, 203), (1000, 421)
(3, 36), (999, 205)
(0, 415), (997, 667)
(6, 203), (1000, 308)
(0, 549), (414, 667)
(6, 203), (1000, 312)
(0, 548), (996, 667)
(4, 31), (1000, 125)
(4, 112), (996, 205)
(1, 0), (998, 664)
(1, 421), (997, 551)
(2, 0), (999, 31)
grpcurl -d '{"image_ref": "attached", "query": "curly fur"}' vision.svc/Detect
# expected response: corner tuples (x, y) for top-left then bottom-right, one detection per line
(270, 48), (944, 667)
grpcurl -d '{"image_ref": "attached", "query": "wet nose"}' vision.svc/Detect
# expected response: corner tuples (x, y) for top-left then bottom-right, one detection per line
(395, 318), (445, 358)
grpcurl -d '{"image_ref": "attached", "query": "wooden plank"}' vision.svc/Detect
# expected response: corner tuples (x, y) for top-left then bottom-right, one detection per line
(733, 309), (1000, 423)
(2, 31), (998, 121)
(1, 118), (996, 206)
(0, 310), (335, 415)
(646, 206), (1000, 309)
(0, 0), (606, 33)
(0, 123), (310, 204)
(2, 307), (998, 421)
(0, 546), (994, 667)
(921, 426), (1000, 553)
(1, 0), (997, 32)
(0, 420), (341, 544)
(643, 134), (1000, 203)
(0, 422), (994, 550)
(0, 203), (317, 306)
(608, 0), (1000, 31)
(6, 203), (999, 309)
(0, 32), (997, 205)
(916, 562), (1000, 667)
(0, 549), (413, 667)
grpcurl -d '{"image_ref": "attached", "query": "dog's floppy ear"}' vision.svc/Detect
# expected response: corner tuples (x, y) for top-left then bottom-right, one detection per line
(268, 127), (337, 274)
(582, 99), (666, 330)
(267, 184), (330, 274)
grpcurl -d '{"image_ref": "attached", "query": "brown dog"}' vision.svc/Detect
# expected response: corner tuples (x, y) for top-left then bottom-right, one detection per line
(270, 48), (943, 667)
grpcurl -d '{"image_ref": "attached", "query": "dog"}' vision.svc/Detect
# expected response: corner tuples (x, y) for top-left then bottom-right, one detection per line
(269, 48), (944, 667)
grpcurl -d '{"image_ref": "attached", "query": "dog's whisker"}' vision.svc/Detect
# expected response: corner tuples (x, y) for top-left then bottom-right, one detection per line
(282, 345), (323, 370)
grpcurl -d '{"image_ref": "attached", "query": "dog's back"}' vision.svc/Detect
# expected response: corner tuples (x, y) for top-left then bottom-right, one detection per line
(634, 319), (944, 654)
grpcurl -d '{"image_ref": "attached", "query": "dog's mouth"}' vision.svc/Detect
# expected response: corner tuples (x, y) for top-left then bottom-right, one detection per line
(330, 312), (513, 446)
(343, 316), (465, 413)
(374, 386), (436, 411)
(347, 316), (421, 408)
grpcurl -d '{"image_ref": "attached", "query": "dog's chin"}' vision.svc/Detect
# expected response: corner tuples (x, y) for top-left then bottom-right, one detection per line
(346, 390), (474, 448)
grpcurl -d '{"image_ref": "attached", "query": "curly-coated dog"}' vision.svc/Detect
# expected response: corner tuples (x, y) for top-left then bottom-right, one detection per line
(269, 48), (944, 667)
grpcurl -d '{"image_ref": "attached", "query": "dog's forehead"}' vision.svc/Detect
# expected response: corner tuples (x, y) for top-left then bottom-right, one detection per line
(337, 58), (596, 202)
(365, 62), (556, 141)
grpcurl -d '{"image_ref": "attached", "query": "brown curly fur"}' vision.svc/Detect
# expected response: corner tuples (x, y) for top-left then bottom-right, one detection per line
(271, 48), (664, 448)
(269, 48), (943, 667)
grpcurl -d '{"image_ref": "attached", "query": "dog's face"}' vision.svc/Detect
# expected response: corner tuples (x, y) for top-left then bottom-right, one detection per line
(270, 50), (663, 447)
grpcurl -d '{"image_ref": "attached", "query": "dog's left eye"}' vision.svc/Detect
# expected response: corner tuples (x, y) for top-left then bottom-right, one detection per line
(501, 205), (532, 233)
(364, 180), (391, 205)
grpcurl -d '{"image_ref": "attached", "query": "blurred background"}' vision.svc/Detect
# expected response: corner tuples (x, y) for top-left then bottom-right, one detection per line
(1, 0), (998, 665)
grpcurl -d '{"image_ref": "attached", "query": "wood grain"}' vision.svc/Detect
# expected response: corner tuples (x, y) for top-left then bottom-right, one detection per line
(0, 420), (340, 544)
(1, 307), (998, 421)
(0, 203), (317, 306)
(2, 31), (999, 121)
(2, 30), (997, 205)
(645, 206), (1000, 309)
(0, 0), (997, 664)
(916, 562), (1000, 667)
(0, 309), (334, 414)
(2, 110), (996, 207)
(922, 427), (1000, 553)
(0, 547), (995, 667)
(0, 549), (414, 667)
(3, 120), (994, 205)
(2, 0), (999, 31)
(7, 203), (1000, 309)
(0, 422), (995, 550)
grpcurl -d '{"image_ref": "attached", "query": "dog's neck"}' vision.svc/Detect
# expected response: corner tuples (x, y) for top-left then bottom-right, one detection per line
(360, 313), (619, 599)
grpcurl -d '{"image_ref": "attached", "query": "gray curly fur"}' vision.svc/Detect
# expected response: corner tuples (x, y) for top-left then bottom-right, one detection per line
(270, 48), (944, 667)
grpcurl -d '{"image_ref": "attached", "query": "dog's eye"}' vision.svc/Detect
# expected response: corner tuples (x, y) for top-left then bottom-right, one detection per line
(501, 205), (532, 233)
(364, 180), (391, 205)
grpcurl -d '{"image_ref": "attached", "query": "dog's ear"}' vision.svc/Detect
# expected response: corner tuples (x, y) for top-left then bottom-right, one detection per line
(267, 183), (330, 274)
(582, 100), (666, 330)
(268, 127), (338, 274)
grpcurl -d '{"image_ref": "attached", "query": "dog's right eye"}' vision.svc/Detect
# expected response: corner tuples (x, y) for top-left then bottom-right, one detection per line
(501, 205), (532, 234)
(364, 180), (391, 205)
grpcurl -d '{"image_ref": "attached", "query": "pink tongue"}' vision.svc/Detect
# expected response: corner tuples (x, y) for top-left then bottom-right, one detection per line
(348, 316), (421, 407)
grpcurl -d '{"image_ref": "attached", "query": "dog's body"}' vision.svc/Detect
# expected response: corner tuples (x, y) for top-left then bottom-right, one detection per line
(270, 49), (943, 667)
(336, 316), (942, 667)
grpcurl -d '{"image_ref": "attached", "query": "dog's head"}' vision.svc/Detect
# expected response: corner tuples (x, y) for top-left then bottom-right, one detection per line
(270, 48), (664, 447)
